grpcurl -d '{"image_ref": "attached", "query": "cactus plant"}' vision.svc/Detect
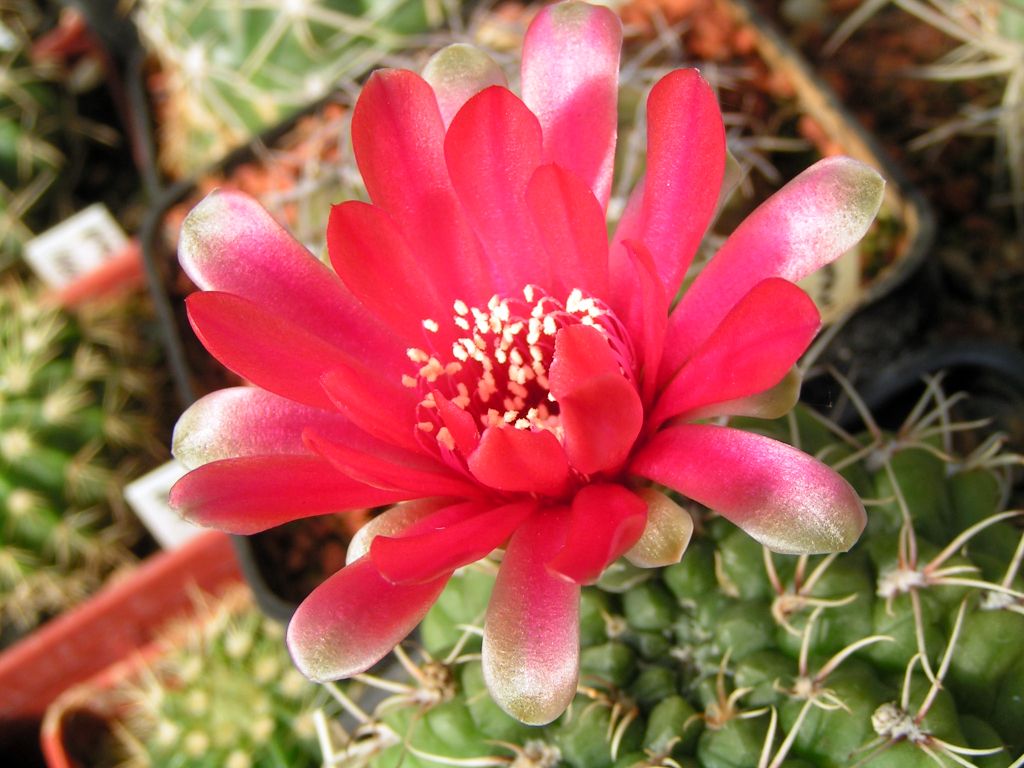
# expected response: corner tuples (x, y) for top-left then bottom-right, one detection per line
(0, 277), (163, 639)
(319, 383), (1024, 768)
(0, 1), (64, 264)
(135, 0), (443, 178)
(71, 585), (337, 768)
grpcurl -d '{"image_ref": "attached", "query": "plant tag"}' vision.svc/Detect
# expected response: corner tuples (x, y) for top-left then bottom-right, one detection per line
(23, 203), (129, 290)
(125, 460), (202, 550)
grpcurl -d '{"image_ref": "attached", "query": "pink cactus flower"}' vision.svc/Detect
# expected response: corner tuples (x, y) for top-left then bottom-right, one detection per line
(170, 1), (881, 725)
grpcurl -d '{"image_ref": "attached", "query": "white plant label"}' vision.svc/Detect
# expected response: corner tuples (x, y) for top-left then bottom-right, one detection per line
(23, 203), (129, 289)
(124, 460), (202, 550)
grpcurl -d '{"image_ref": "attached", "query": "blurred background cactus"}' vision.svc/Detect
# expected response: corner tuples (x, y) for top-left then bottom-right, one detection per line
(0, 1), (123, 268)
(62, 585), (337, 768)
(0, 1), (66, 265)
(0, 278), (164, 643)
(318, 384), (1024, 768)
(135, 0), (445, 178)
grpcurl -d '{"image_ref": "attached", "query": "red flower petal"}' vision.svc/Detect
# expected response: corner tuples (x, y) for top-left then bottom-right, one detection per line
(445, 86), (547, 294)
(526, 163), (609, 299)
(631, 424), (866, 554)
(169, 455), (404, 535)
(431, 389), (481, 456)
(287, 556), (450, 681)
(634, 69), (725, 296)
(327, 201), (451, 345)
(371, 499), (537, 584)
(186, 291), (388, 411)
(619, 240), (669, 406)
(483, 506), (579, 724)
(467, 425), (569, 496)
(546, 484), (647, 584)
(549, 324), (643, 475)
(521, 1), (622, 208)
(650, 278), (820, 428)
(304, 429), (482, 500)
(320, 367), (419, 453)
(352, 69), (491, 305)
(179, 190), (402, 376)
(347, 498), (452, 564)
(172, 386), (381, 469)
(660, 156), (885, 379)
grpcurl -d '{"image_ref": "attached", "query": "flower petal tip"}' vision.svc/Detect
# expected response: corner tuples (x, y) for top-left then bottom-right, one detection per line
(822, 155), (886, 221)
(179, 189), (261, 287)
(745, 480), (867, 556)
(482, 667), (576, 726)
(624, 488), (694, 568)
(422, 44), (507, 126)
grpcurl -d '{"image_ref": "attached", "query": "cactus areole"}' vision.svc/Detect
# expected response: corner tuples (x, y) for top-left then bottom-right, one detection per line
(169, 1), (883, 725)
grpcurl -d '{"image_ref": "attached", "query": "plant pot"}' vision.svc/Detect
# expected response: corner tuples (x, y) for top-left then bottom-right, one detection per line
(0, 532), (241, 765)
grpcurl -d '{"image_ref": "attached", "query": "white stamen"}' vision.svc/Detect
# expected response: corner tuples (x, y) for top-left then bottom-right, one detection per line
(436, 427), (455, 451)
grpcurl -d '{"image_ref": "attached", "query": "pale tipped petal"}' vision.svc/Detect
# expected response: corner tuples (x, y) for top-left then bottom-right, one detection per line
(483, 508), (579, 725)
(521, 0), (622, 207)
(179, 190), (401, 374)
(423, 43), (508, 127)
(624, 488), (694, 568)
(683, 367), (803, 422)
(631, 424), (866, 554)
(287, 557), (449, 681)
(372, 500), (537, 584)
(662, 157), (885, 378)
(346, 498), (450, 565)
(185, 291), (399, 412)
(172, 387), (370, 470)
(169, 456), (405, 535)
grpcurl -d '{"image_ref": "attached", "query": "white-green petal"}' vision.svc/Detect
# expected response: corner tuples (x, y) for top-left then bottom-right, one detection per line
(422, 43), (507, 127)
(624, 487), (694, 568)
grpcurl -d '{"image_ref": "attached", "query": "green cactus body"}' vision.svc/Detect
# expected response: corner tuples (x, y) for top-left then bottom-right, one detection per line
(135, 0), (441, 177)
(321, 392), (1024, 768)
(0, 279), (162, 640)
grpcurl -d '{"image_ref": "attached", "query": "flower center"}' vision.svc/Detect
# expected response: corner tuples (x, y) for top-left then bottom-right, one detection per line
(403, 286), (632, 454)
